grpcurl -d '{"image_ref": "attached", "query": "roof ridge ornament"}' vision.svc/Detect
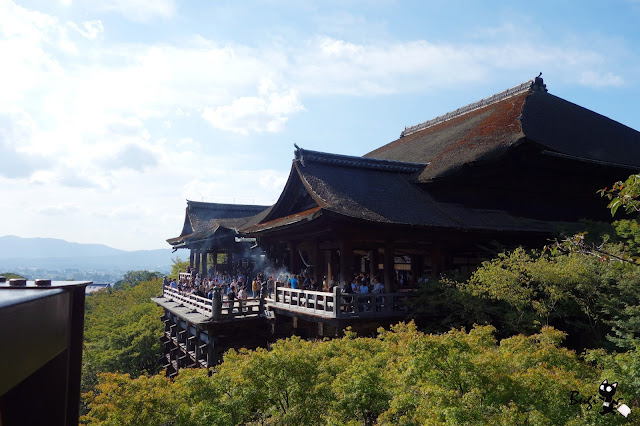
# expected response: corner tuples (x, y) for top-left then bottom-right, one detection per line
(400, 75), (547, 138)
(294, 143), (305, 167)
(531, 72), (547, 92)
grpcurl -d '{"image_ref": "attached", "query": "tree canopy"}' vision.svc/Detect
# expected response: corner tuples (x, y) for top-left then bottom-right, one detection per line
(83, 323), (637, 425)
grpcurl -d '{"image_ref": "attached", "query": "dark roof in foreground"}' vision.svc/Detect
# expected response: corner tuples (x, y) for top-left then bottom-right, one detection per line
(167, 201), (271, 246)
(245, 148), (555, 235)
(365, 77), (640, 181)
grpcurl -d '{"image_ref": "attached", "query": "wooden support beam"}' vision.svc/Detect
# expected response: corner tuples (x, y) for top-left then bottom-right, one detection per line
(201, 251), (208, 278)
(339, 240), (353, 286)
(313, 239), (322, 285)
(194, 249), (201, 277)
(368, 249), (378, 282)
(288, 241), (299, 275)
(383, 242), (395, 293)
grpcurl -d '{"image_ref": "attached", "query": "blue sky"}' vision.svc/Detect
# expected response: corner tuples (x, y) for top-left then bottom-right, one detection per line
(1, 0), (639, 251)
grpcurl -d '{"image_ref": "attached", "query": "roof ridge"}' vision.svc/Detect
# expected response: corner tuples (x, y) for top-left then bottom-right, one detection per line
(187, 201), (270, 211)
(294, 147), (427, 173)
(400, 77), (545, 138)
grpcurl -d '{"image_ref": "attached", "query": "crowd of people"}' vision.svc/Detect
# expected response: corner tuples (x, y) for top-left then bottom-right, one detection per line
(163, 266), (389, 314)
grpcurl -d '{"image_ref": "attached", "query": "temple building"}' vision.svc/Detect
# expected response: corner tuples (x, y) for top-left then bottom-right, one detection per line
(169, 75), (640, 291)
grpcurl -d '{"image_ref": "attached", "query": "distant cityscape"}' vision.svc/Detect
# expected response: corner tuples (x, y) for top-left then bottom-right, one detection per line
(0, 235), (181, 284)
(3, 266), (170, 284)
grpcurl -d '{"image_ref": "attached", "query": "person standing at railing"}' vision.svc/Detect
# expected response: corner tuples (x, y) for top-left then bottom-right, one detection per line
(267, 276), (274, 298)
(290, 274), (299, 290)
(227, 286), (236, 312)
(238, 286), (248, 312)
(359, 280), (370, 312)
(252, 278), (260, 298)
(341, 281), (353, 312)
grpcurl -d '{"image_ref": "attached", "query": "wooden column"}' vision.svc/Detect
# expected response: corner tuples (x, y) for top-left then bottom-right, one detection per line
(339, 240), (353, 286)
(213, 250), (218, 274)
(330, 249), (339, 285)
(383, 243), (395, 292)
(194, 329), (201, 365)
(194, 249), (201, 277)
(313, 239), (322, 284)
(288, 241), (299, 275)
(411, 254), (422, 285)
(189, 250), (195, 269)
(324, 250), (332, 285)
(202, 251), (208, 278)
(368, 249), (378, 282)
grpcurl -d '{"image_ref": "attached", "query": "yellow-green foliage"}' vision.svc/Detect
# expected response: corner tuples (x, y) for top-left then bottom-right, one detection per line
(82, 278), (164, 403)
(82, 322), (637, 425)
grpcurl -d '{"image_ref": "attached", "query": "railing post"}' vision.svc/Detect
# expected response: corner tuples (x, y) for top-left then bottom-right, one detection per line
(333, 286), (341, 318)
(259, 282), (267, 315)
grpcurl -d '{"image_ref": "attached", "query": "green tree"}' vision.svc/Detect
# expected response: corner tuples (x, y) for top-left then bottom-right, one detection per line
(170, 257), (189, 280)
(83, 323), (628, 425)
(81, 278), (164, 414)
(114, 270), (162, 289)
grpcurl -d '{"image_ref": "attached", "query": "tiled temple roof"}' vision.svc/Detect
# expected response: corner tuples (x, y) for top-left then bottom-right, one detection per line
(365, 76), (640, 181)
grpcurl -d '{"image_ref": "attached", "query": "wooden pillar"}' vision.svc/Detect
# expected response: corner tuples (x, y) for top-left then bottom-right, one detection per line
(383, 243), (395, 292)
(312, 239), (322, 284)
(324, 250), (332, 286)
(368, 249), (378, 282)
(194, 249), (201, 277)
(194, 329), (201, 365)
(411, 254), (422, 285)
(339, 240), (353, 287)
(288, 241), (299, 275)
(189, 249), (195, 269)
(207, 341), (217, 367)
(202, 251), (208, 278)
(330, 249), (339, 285)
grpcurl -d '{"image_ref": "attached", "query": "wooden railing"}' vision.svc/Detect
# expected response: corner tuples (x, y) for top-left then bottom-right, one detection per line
(178, 272), (192, 281)
(163, 286), (263, 320)
(271, 287), (412, 319)
(272, 287), (338, 317)
(162, 285), (414, 321)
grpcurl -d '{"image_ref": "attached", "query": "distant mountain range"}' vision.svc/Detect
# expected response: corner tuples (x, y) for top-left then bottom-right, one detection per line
(0, 235), (185, 271)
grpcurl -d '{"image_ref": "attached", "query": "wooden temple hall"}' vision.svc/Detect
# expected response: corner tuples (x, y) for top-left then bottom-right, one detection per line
(155, 75), (640, 369)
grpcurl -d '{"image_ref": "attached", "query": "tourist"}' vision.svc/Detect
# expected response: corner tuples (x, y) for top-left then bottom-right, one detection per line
(227, 286), (236, 312)
(351, 277), (359, 293)
(252, 278), (260, 298)
(238, 286), (248, 312)
(267, 276), (274, 298)
(290, 274), (299, 290)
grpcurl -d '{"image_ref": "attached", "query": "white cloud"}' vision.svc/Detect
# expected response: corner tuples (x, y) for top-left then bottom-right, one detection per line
(202, 79), (305, 135)
(37, 204), (80, 216)
(578, 70), (625, 88)
(101, 143), (160, 171)
(67, 20), (103, 40)
(90, 0), (176, 22)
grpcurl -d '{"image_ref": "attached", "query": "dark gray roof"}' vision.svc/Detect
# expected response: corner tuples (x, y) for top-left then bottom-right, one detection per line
(365, 78), (640, 181)
(246, 149), (554, 234)
(167, 201), (271, 247)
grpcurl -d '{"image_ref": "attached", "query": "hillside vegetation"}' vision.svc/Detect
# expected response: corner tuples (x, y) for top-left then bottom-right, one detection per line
(79, 176), (640, 424)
